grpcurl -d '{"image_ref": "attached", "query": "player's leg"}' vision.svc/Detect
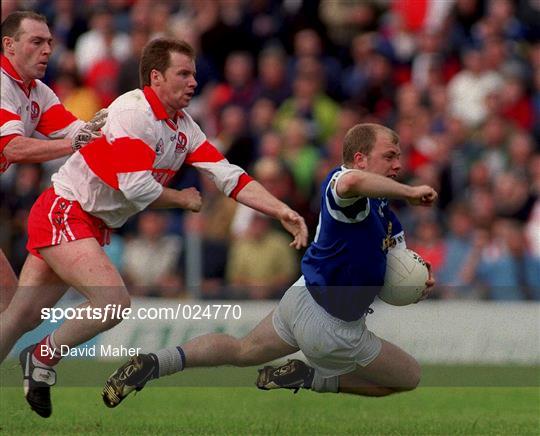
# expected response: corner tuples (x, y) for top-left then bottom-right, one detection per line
(37, 237), (130, 349)
(337, 339), (421, 396)
(0, 249), (18, 312)
(182, 310), (299, 367)
(0, 254), (68, 418)
(102, 311), (299, 407)
(17, 238), (129, 418)
(0, 254), (67, 363)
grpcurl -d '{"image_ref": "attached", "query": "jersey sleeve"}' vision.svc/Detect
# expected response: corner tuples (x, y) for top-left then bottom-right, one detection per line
(80, 108), (163, 211)
(324, 169), (370, 223)
(35, 84), (84, 139)
(0, 84), (24, 137)
(183, 119), (252, 199)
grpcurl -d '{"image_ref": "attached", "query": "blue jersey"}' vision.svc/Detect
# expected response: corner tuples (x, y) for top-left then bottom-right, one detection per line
(302, 167), (405, 321)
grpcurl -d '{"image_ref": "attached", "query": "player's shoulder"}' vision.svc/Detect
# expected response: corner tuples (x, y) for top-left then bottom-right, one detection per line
(109, 89), (147, 111)
(27, 80), (63, 107)
(324, 166), (349, 190)
(108, 89), (154, 120)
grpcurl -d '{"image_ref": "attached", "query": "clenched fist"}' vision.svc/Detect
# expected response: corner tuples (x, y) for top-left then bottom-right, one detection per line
(178, 187), (202, 212)
(406, 185), (438, 207)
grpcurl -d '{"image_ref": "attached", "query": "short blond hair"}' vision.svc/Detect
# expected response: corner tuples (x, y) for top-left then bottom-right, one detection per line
(342, 123), (399, 164)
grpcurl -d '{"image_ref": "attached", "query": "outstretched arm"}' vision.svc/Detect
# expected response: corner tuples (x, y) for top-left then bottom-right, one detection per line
(337, 169), (438, 206)
(235, 180), (308, 249)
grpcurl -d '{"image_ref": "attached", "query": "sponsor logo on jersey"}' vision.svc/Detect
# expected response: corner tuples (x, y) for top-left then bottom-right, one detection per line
(155, 138), (164, 155)
(30, 101), (40, 120)
(175, 132), (188, 154)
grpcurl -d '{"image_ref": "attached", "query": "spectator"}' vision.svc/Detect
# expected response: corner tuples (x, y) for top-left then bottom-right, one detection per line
(438, 202), (475, 298)
(226, 213), (298, 299)
(447, 44), (503, 127)
(287, 28), (343, 99)
(255, 46), (291, 106)
(461, 219), (540, 300)
(52, 72), (101, 122)
(122, 211), (182, 298)
(74, 7), (130, 76)
(212, 104), (256, 170)
(117, 27), (150, 95)
(274, 57), (339, 144)
(280, 117), (320, 198)
(493, 171), (536, 222)
(207, 51), (258, 135)
(249, 98), (278, 140)
(181, 175), (238, 299)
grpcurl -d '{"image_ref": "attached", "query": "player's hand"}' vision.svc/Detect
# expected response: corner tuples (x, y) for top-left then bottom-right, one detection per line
(178, 187), (202, 212)
(72, 126), (102, 151)
(407, 185), (438, 207)
(414, 261), (435, 303)
(71, 109), (109, 152)
(86, 108), (108, 131)
(278, 208), (308, 249)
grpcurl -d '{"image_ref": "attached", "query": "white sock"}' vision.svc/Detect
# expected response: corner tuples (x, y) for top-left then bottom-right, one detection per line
(311, 371), (339, 393)
(32, 332), (59, 369)
(153, 346), (185, 378)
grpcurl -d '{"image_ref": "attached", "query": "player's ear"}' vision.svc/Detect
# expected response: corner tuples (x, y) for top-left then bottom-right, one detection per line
(2, 36), (15, 55)
(353, 151), (367, 169)
(150, 69), (163, 85)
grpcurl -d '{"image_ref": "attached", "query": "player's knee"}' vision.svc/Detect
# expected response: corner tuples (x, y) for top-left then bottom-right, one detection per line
(409, 362), (421, 389)
(95, 288), (131, 310)
(96, 290), (131, 329)
(398, 359), (421, 391)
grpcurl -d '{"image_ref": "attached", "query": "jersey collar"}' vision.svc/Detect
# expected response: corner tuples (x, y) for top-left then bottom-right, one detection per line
(142, 86), (184, 125)
(0, 54), (37, 94)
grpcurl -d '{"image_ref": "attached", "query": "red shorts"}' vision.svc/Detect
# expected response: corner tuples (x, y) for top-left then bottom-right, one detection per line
(26, 187), (110, 259)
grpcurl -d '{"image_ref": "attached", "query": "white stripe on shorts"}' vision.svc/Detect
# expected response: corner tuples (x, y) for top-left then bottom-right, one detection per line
(47, 196), (61, 245)
(63, 202), (75, 241)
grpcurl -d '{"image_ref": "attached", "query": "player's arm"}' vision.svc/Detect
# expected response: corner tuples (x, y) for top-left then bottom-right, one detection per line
(337, 169), (438, 206)
(1, 107), (107, 164)
(2, 136), (74, 163)
(80, 109), (200, 213)
(186, 140), (308, 249)
(234, 181), (308, 249)
(150, 186), (202, 211)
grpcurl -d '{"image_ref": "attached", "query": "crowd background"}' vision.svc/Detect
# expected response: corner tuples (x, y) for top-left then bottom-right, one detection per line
(1, 0), (539, 301)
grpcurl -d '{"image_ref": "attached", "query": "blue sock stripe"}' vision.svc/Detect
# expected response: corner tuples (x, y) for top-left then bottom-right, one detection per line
(176, 346), (186, 370)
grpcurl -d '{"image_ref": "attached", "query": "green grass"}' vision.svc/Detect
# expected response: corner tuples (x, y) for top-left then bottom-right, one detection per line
(1, 362), (539, 435)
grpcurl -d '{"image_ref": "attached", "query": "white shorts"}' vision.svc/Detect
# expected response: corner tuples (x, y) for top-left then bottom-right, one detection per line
(273, 277), (382, 378)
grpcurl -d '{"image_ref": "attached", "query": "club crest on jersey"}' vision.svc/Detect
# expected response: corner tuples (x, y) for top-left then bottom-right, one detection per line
(30, 101), (40, 120)
(155, 139), (164, 155)
(381, 221), (394, 252)
(175, 132), (188, 154)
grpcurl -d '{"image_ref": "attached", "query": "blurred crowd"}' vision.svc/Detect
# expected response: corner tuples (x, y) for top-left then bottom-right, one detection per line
(1, 0), (539, 301)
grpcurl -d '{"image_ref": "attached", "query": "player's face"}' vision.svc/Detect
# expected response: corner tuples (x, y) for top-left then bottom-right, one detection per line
(4, 19), (53, 82)
(158, 52), (197, 115)
(365, 133), (402, 178)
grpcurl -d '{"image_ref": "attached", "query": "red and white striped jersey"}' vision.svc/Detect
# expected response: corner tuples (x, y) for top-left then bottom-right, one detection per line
(0, 54), (84, 173)
(52, 86), (252, 228)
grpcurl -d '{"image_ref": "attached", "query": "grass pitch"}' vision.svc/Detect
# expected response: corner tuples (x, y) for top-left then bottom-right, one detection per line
(1, 361), (539, 435)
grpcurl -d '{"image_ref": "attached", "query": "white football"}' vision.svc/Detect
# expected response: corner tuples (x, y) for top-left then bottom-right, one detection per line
(379, 249), (429, 306)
